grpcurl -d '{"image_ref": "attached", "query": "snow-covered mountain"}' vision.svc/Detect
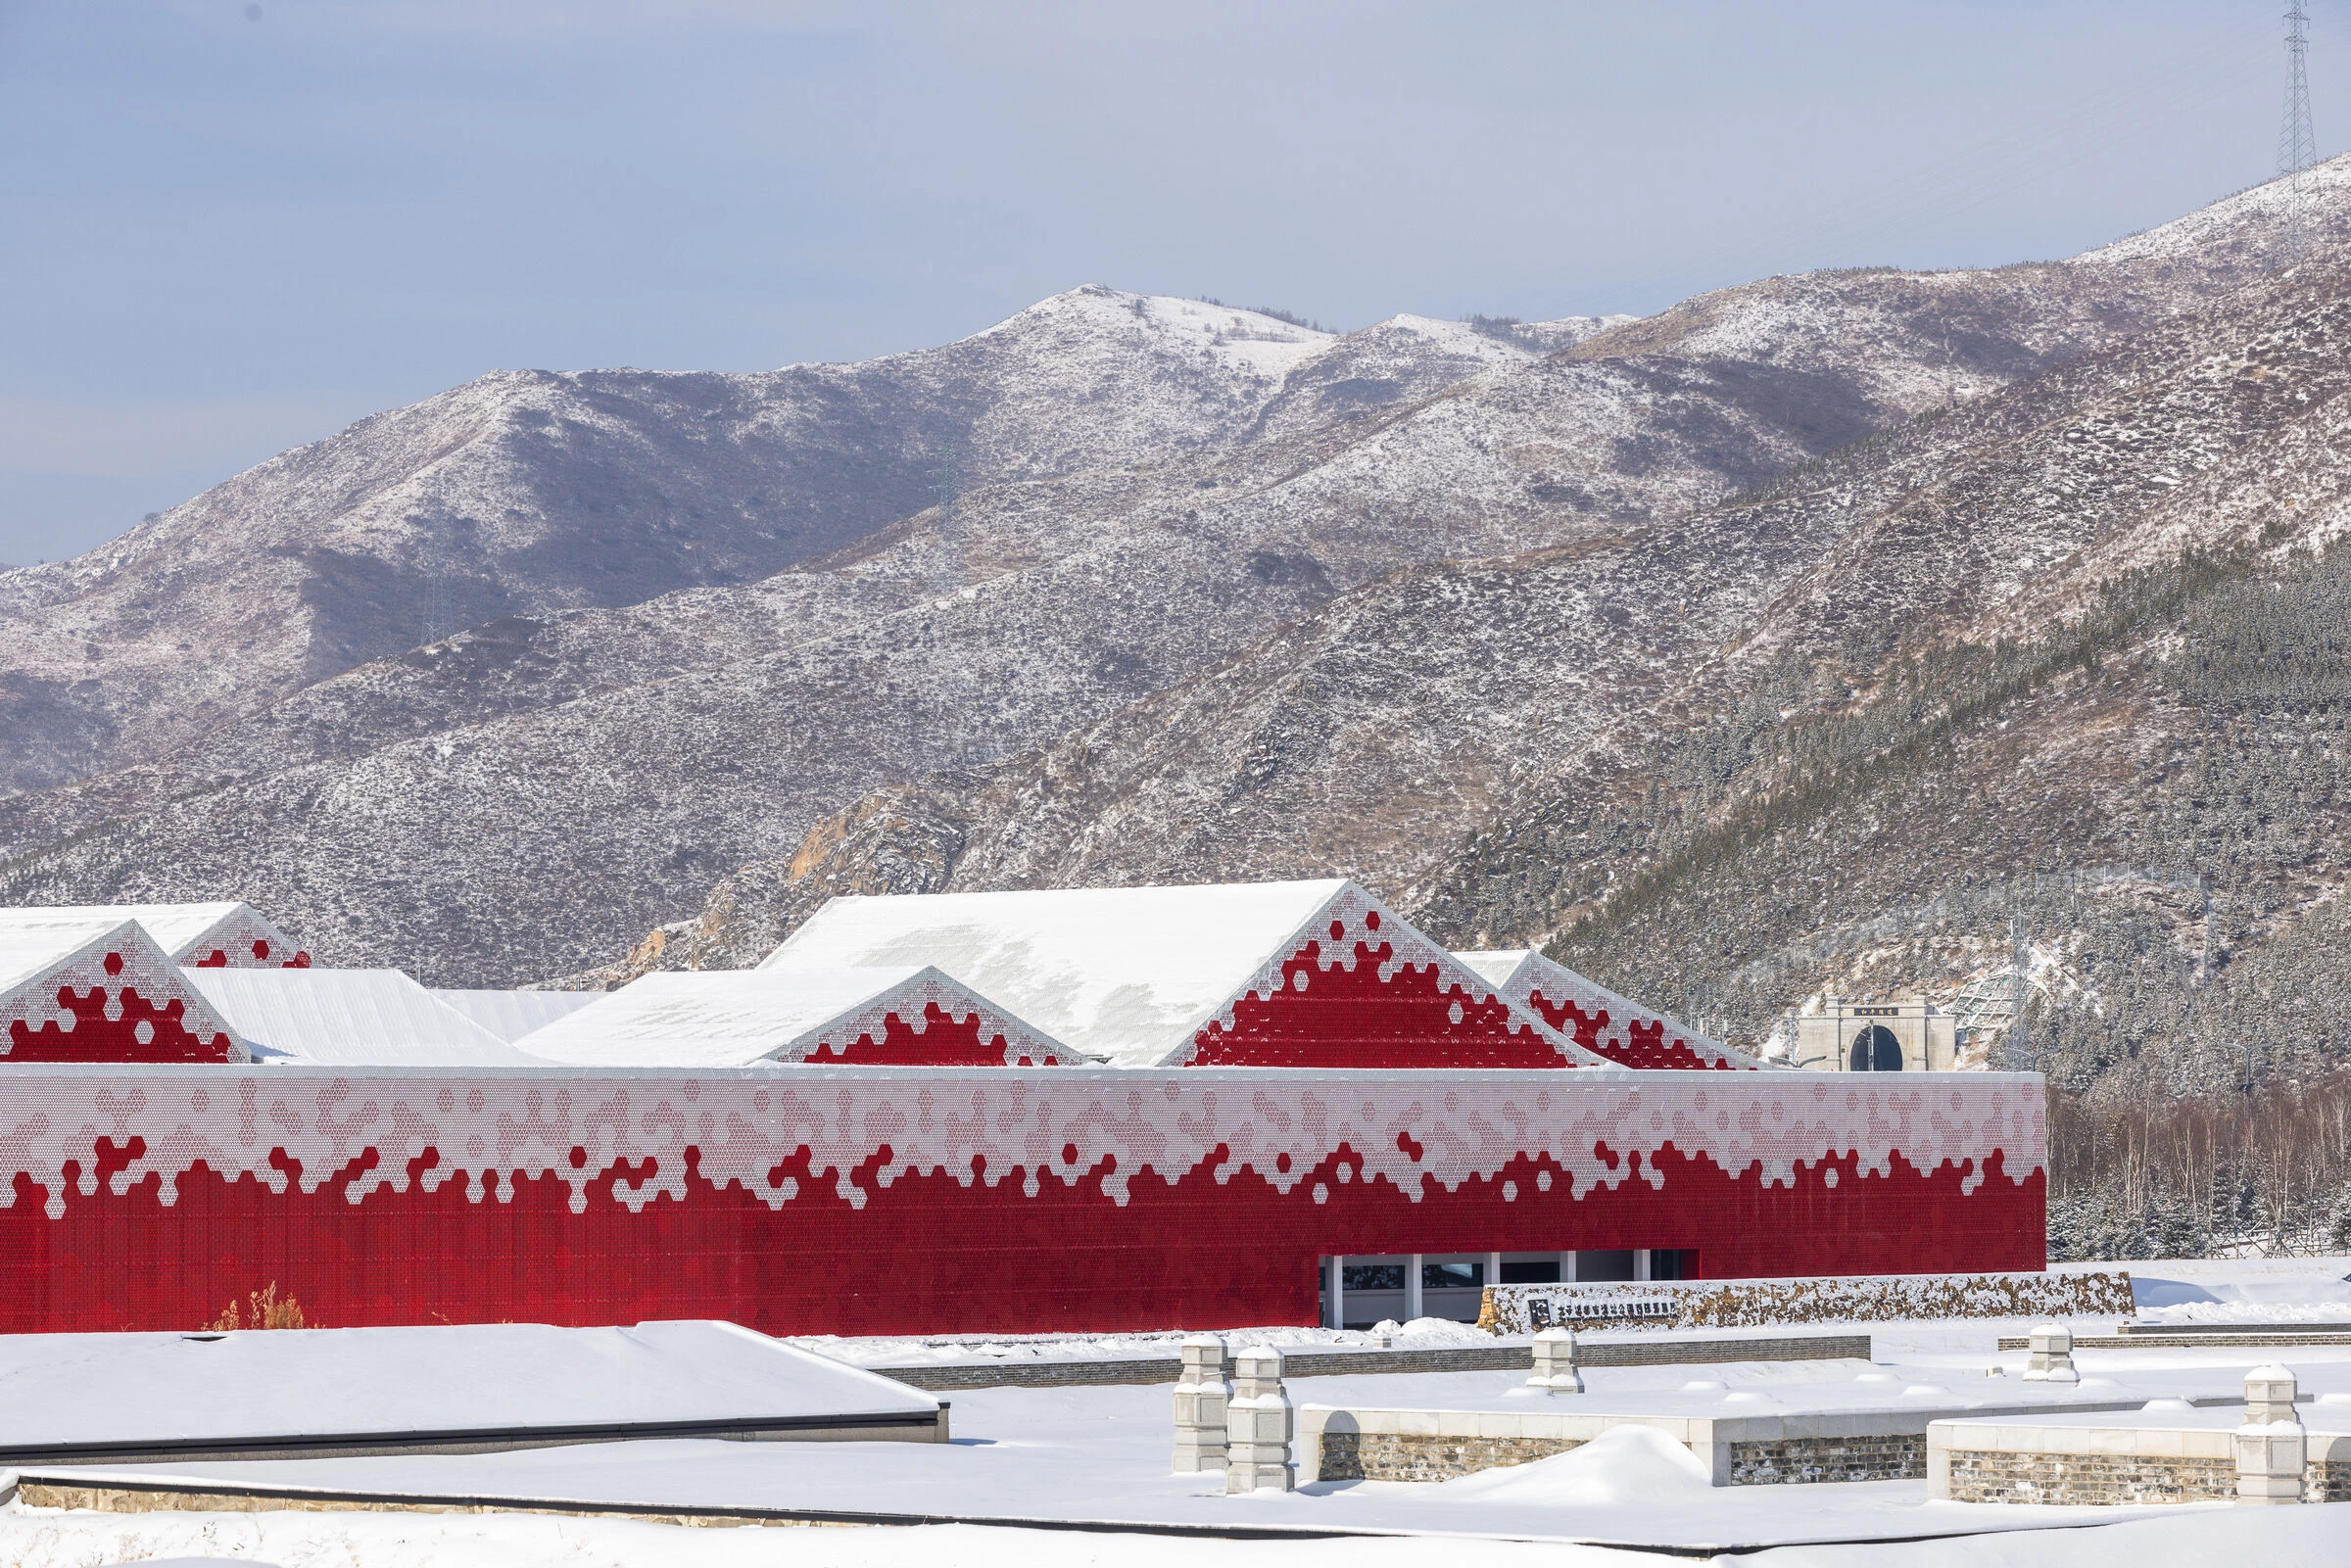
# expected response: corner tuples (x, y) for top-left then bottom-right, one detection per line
(5, 163), (2351, 989)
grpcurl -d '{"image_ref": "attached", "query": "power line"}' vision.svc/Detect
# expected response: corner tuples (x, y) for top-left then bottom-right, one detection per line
(2279, 5), (2319, 265)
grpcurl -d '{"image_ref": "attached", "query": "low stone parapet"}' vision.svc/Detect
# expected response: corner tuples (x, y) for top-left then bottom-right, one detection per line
(1299, 1393), (2145, 1488)
(1929, 1371), (2351, 1506)
(886, 1332), (1870, 1389)
(1480, 1270), (2136, 1335)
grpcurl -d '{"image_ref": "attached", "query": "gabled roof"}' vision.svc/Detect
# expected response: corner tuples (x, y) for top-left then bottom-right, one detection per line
(432, 988), (600, 1043)
(515, 963), (1078, 1069)
(0, 917), (243, 1065)
(0, 914), (134, 998)
(769, 879), (1614, 1070)
(0, 902), (307, 968)
(1456, 949), (1768, 1070)
(183, 970), (531, 1066)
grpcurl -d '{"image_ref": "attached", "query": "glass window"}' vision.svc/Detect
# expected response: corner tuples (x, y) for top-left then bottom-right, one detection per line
(1422, 1260), (1483, 1290)
(1575, 1249), (1636, 1281)
(1500, 1259), (1560, 1285)
(1342, 1264), (1406, 1292)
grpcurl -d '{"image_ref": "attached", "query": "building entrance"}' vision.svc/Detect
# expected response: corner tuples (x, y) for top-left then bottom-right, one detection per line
(1849, 1023), (1902, 1071)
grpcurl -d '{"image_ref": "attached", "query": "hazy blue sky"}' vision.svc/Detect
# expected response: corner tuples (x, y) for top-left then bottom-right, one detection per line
(0, 1), (2329, 563)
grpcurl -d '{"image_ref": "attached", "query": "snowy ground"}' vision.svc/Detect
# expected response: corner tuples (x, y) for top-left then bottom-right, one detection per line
(6, 1257), (2350, 1567)
(5, 1509), (2350, 1568)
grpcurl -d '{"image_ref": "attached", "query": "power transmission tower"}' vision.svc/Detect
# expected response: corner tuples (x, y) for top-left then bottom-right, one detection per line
(2279, 5), (2319, 266)
(2006, 910), (2030, 1072)
(932, 448), (965, 592)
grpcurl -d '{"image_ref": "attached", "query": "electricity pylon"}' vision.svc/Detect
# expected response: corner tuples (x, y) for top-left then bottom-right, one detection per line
(2279, 6), (2319, 265)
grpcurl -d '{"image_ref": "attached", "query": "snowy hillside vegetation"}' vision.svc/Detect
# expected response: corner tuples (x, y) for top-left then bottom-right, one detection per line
(6, 165), (2351, 1013)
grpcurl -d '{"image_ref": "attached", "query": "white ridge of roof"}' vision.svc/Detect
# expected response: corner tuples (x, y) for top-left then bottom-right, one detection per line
(0, 916), (148, 997)
(184, 969), (530, 1066)
(1456, 948), (1767, 1069)
(515, 964), (1000, 1069)
(765, 879), (1367, 1068)
(0, 1321), (936, 1449)
(0, 902), (261, 958)
(1454, 949), (1535, 990)
(432, 988), (600, 1043)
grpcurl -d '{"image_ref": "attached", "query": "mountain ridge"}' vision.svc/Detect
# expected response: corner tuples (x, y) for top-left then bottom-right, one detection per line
(9, 165), (2351, 994)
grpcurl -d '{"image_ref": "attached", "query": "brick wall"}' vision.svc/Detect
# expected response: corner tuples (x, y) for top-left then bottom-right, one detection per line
(1725, 1435), (1923, 1485)
(1316, 1426), (1927, 1486)
(1942, 1448), (2236, 1505)
(1315, 1430), (1586, 1482)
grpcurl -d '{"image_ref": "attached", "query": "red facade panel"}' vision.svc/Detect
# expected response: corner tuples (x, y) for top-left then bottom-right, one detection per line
(1533, 992), (1735, 1071)
(1191, 932), (1573, 1069)
(0, 926), (240, 1066)
(0, 1066), (2045, 1336)
(804, 999), (1068, 1066)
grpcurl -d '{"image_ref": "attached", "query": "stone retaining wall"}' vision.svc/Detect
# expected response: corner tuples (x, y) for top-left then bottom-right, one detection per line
(1315, 1430), (1585, 1482)
(1942, 1448), (2239, 1505)
(885, 1333), (1870, 1390)
(1315, 1426), (1932, 1487)
(2309, 1459), (2351, 1501)
(1932, 1420), (2351, 1504)
(1995, 1333), (2351, 1351)
(1724, 1434), (1924, 1485)
(1483, 1271), (2135, 1336)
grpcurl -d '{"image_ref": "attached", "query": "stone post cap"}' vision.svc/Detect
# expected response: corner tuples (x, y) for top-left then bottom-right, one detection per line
(1178, 1336), (1227, 1373)
(1532, 1326), (1577, 1345)
(2244, 1365), (2300, 1422)
(1231, 1345), (1285, 1399)
(2029, 1323), (2071, 1349)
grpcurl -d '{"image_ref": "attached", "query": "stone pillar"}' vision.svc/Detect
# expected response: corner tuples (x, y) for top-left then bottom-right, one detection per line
(1224, 1346), (1295, 1494)
(2235, 1364), (2306, 1506)
(2020, 1323), (2079, 1383)
(1328, 1256), (1345, 1331)
(1406, 1256), (1423, 1321)
(1528, 1326), (1584, 1394)
(1172, 1336), (1229, 1474)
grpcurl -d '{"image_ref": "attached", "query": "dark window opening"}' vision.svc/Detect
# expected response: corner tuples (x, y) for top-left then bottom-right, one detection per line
(1500, 1259), (1560, 1285)
(1651, 1249), (1697, 1280)
(1422, 1261), (1483, 1291)
(1850, 1024), (1902, 1072)
(1343, 1263), (1406, 1292)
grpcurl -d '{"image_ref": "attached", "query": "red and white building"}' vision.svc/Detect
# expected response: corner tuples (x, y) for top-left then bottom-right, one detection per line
(0, 882), (2046, 1338)
(1458, 948), (1765, 1070)
(187, 968), (536, 1066)
(0, 911), (243, 1065)
(14, 902), (312, 970)
(766, 880), (1609, 1069)
(516, 964), (1083, 1068)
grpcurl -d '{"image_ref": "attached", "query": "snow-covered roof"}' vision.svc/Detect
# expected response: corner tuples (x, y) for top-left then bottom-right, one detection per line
(514, 963), (1077, 1069)
(771, 880), (1609, 1070)
(432, 987), (600, 1043)
(0, 915), (142, 997)
(0, 902), (303, 967)
(0, 917), (244, 1064)
(767, 881), (1354, 1067)
(1456, 949), (1767, 1070)
(183, 970), (531, 1066)
(0, 1321), (937, 1457)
